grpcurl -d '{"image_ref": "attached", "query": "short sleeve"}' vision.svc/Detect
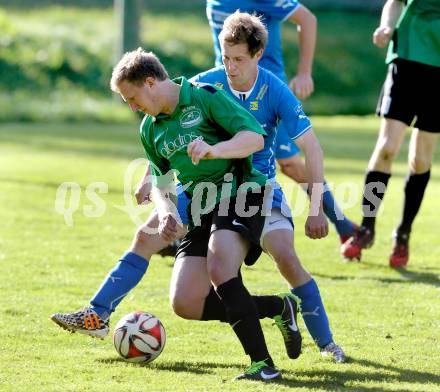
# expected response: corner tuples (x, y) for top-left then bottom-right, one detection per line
(274, 81), (312, 140)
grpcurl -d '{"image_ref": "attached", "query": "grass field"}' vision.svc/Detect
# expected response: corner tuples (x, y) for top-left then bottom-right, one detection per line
(1, 118), (439, 391)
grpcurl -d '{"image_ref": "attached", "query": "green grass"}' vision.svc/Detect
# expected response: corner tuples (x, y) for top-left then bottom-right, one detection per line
(1, 118), (439, 391)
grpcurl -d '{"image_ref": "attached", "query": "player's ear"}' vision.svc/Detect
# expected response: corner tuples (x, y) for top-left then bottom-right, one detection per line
(145, 77), (156, 88)
(255, 49), (264, 61)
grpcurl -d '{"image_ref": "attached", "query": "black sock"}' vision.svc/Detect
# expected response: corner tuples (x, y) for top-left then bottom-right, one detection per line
(201, 287), (228, 322)
(216, 277), (272, 364)
(253, 295), (284, 319)
(201, 288), (284, 322)
(396, 170), (430, 234)
(361, 170), (391, 231)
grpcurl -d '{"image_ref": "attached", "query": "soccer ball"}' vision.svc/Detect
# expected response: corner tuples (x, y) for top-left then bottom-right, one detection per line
(113, 311), (166, 363)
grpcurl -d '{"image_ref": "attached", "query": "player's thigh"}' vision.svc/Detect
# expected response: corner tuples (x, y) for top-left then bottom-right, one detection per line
(261, 212), (296, 262)
(262, 220), (310, 284)
(408, 129), (439, 173)
(207, 229), (249, 286)
(169, 256), (211, 316)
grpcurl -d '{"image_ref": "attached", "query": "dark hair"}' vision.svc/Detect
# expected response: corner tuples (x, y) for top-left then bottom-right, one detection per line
(110, 47), (168, 92)
(219, 11), (268, 57)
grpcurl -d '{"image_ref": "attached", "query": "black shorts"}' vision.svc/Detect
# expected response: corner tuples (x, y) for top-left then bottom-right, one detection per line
(175, 189), (266, 266)
(376, 58), (440, 133)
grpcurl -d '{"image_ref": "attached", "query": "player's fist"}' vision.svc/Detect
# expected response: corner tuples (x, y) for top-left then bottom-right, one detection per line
(289, 73), (314, 100)
(305, 211), (328, 239)
(373, 27), (392, 48)
(158, 214), (178, 242)
(187, 138), (216, 165)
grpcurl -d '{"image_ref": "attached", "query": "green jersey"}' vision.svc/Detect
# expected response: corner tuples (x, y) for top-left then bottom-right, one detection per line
(387, 0), (440, 67)
(140, 76), (267, 210)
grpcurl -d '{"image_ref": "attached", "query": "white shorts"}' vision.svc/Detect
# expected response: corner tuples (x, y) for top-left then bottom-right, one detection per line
(260, 208), (293, 251)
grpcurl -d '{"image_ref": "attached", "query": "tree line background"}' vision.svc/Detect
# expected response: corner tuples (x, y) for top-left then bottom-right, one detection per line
(0, 0), (388, 122)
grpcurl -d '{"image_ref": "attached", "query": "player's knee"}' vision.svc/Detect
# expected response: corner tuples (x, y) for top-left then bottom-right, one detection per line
(133, 228), (154, 248)
(170, 295), (200, 320)
(377, 143), (399, 163)
(130, 228), (155, 259)
(409, 155), (431, 173)
(206, 262), (223, 286)
(273, 250), (301, 274)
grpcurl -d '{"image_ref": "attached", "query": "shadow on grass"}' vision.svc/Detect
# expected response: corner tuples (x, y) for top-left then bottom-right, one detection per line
(314, 268), (440, 288)
(276, 357), (440, 391)
(98, 357), (440, 390)
(97, 357), (243, 375)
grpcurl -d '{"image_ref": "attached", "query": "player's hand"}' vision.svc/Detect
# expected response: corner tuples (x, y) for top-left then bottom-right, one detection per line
(289, 74), (314, 100)
(187, 138), (216, 165)
(158, 214), (178, 242)
(134, 181), (152, 205)
(373, 27), (392, 48)
(305, 211), (328, 239)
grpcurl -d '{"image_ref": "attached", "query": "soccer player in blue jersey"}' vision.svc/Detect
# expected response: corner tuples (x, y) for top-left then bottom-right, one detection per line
(206, 0), (357, 250)
(169, 10), (345, 364)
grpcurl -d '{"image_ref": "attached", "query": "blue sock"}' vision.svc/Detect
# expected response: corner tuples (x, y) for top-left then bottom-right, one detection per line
(90, 252), (149, 320)
(321, 182), (355, 236)
(292, 279), (332, 348)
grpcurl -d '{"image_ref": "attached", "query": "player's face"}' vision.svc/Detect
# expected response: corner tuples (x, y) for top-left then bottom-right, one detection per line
(221, 42), (262, 90)
(118, 79), (160, 116)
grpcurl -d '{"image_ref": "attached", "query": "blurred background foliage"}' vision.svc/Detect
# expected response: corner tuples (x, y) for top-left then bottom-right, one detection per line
(0, 0), (387, 122)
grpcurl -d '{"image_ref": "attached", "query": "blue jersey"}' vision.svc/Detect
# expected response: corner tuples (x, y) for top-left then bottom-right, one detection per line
(206, 0), (300, 82)
(191, 65), (311, 179)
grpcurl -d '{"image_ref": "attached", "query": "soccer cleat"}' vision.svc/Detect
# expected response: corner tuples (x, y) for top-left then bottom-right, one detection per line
(50, 307), (109, 339)
(320, 341), (346, 363)
(389, 231), (409, 268)
(340, 225), (375, 261)
(234, 360), (281, 381)
(157, 239), (181, 258)
(273, 292), (302, 359)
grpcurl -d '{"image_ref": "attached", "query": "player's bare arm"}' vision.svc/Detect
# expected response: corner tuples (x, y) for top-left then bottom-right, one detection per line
(373, 0), (404, 48)
(295, 129), (328, 239)
(287, 5), (316, 100)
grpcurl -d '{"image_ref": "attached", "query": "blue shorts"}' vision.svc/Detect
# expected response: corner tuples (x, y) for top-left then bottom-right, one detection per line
(275, 121), (301, 159)
(176, 183), (191, 225)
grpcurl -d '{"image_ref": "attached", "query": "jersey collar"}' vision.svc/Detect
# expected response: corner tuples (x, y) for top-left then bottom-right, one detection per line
(227, 67), (259, 101)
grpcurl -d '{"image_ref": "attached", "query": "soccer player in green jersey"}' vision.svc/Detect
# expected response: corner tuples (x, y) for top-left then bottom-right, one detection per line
(111, 48), (293, 380)
(51, 48), (304, 380)
(341, 0), (440, 267)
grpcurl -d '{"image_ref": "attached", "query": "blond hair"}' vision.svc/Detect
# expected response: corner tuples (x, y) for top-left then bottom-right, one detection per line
(110, 48), (168, 92)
